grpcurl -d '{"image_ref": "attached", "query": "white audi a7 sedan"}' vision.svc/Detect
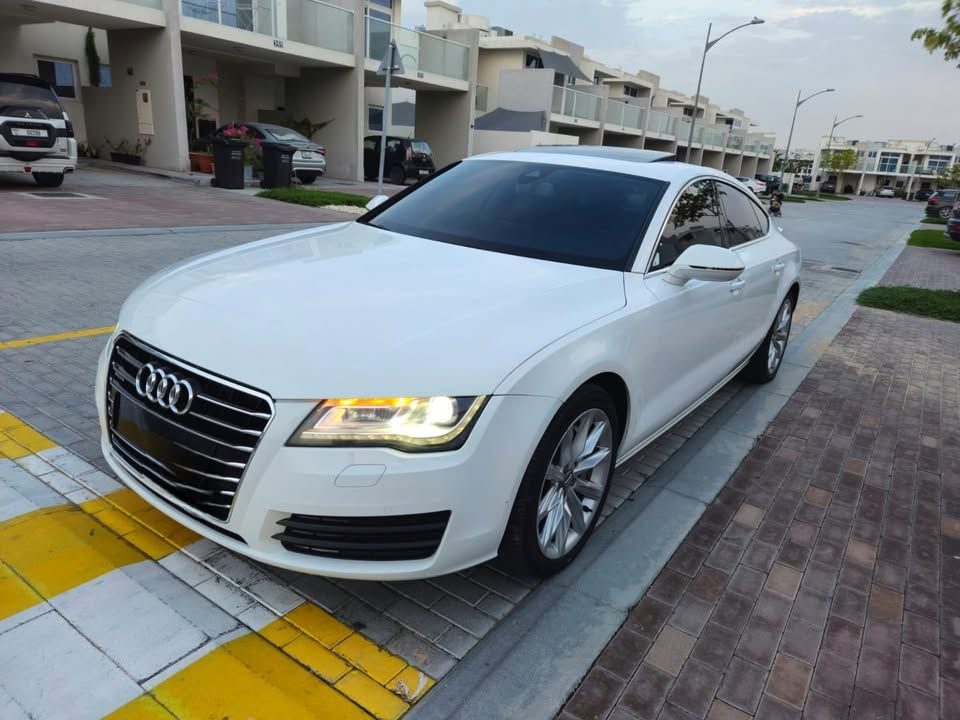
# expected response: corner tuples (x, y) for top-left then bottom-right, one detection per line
(96, 146), (800, 579)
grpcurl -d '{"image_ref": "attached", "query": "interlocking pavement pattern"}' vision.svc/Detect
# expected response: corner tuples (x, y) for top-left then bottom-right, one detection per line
(560, 251), (960, 719)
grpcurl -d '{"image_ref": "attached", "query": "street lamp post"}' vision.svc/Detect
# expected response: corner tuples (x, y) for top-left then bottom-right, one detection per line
(686, 17), (764, 164)
(816, 113), (863, 198)
(780, 87), (834, 193)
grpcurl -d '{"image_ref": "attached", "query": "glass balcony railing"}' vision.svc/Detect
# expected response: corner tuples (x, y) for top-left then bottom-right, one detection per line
(181, 0), (354, 54)
(677, 120), (703, 145)
(702, 128), (726, 148)
(646, 109), (677, 137)
(287, 0), (353, 53)
(727, 135), (743, 150)
(123, 0), (163, 8)
(757, 143), (772, 156)
(605, 99), (645, 131)
(743, 143), (758, 154)
(551, 85), (602, 122)
(366, 17), (469, 81)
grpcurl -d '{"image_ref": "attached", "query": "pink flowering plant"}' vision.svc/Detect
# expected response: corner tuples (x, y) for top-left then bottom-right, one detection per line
(221, 122), (262, 168)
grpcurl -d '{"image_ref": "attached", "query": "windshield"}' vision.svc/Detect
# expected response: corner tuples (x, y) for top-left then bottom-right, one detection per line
(361, 160), (667, 270)
(410, 140), (432, 155)
(0, 81), (63, 119)
(261, 125), (312, 143)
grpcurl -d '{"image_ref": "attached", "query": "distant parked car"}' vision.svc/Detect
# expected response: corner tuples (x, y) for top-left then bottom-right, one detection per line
(947, 203), (960, 241)
(914, 188), (934, 202)
(819, 181), (836, 193)
(0, 73), (77, 187)
(878, 186), (895, 198)
(755, 174), (780, 194)
(736, 176), (766, 195)
(363, 136), (436, 184)
(926, 189), (959, 219)
(214, 122), (326, 183)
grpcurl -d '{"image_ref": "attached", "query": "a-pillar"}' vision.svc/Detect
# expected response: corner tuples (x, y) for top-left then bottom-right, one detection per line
(95, 0), (189, 171)
(414, 28), (480, 168)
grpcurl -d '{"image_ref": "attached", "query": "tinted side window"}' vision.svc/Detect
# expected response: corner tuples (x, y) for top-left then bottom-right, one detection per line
(650, 180), (725, 272)
(386, 139), (402, 154)
(717, 182), (765, 246)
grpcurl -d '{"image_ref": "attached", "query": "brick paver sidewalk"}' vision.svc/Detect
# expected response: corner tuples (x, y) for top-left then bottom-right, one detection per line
(559, 251), (960, 718)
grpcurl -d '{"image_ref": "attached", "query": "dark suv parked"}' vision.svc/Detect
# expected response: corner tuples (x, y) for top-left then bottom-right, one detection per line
(926, 189), (959, 219)
(363, 136), (435, 184)
(755, 174), (780, 194)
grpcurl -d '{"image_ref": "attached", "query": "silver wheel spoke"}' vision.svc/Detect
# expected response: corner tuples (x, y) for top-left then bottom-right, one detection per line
(582, 420), (607, 456)
(554, 503), (569, 551)
(566, 487), (587, 534)
(574, 447), (611, 474)
(572, 417), (592, 457)
(559, 427), (575, 468)
(538, 484), (561, 522)
(574, 476), (604, 500)
(545, 464), (564, 484)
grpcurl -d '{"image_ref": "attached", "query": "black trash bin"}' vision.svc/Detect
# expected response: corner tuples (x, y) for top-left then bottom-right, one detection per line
(260, 142), (295, 189)
(211, 137), (246, 189)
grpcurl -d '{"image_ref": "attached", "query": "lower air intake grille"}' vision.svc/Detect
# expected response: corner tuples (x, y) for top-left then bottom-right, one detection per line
(274, 511), (451, 561)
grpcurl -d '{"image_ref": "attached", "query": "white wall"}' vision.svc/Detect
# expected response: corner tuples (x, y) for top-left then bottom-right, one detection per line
(497, 68), (553, 116)
(473, 129), (578, 155)
(477, 48), (523, 111)
(0, 22), (110, 143)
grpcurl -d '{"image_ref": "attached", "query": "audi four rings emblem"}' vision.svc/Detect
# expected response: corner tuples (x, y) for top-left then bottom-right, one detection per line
(135, 363), (195, 415)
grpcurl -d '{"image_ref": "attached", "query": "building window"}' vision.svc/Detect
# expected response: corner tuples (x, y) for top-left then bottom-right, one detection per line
(368, 105), (383, 131)
(99, 66), (112, 89)
(525, 53), (544, 69)
(369, 0), (392, 7)
(867, 151), (877, 158)
(623, 86), (639, 98)
(877, 152), (899, 173)
(928, 155), (950, 171)
(36, 58), (77, 99)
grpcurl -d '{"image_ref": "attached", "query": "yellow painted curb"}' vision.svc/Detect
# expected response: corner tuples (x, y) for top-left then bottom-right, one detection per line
(0, 325), (115, 351)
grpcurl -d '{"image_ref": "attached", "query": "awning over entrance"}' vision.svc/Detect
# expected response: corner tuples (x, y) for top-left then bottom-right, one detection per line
(536, 49), (590, 82)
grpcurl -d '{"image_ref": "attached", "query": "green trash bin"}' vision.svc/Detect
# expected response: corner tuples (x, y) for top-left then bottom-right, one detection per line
(211, 137), (246, 189)
(260, 142), (295, 189)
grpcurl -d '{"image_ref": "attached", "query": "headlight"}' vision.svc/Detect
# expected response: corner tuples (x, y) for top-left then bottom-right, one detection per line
(288, 396), (487, 452)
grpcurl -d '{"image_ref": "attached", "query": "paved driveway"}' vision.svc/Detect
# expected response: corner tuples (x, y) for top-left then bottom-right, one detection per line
(0, 197), (928, 718)
(0, 166), (349, 233)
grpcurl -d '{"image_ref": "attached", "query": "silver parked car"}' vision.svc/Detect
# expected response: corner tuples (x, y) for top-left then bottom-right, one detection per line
(215, 122), (326, 183)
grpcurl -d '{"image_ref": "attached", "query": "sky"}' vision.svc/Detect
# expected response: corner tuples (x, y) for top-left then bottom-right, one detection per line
(403, 0), (960, 151)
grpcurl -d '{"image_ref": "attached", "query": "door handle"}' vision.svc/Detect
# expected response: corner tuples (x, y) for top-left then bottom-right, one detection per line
(729, 278), (746, 293)
(773, 261), (786, 274)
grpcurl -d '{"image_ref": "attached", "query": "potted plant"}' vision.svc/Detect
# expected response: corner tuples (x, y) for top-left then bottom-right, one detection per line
(220, 122), (261, 182)
(189, 138), (214, 173)
(105, 136), (152, 165)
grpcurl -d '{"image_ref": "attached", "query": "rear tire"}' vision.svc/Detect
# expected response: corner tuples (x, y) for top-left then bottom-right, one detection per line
(499, 384), (620, 577)
(389, 165), (405, 185)
(33, 172), (64, 188)
(743, 294), (794, 384)
(940, 206), (952, 220)
(297, 172), (317, 185)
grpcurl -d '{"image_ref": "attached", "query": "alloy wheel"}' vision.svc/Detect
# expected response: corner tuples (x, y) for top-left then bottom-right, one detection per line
(767, 298), (793, 374)
(536, 408), (613, 559)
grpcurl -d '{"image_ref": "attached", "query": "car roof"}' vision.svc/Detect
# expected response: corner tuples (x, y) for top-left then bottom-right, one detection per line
(468, 147), (731, 184)
(0, 73), (54, 91)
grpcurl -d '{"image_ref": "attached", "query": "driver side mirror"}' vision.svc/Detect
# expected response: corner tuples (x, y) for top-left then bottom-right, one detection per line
(365, 194), (389, 211)
(666, 245), (745, 286)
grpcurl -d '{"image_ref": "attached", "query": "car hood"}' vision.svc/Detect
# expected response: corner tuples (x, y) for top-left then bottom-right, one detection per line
(118, 223), (626, 399)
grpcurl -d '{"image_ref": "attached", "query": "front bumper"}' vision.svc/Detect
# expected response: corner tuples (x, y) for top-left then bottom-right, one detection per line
(95, 341), (558, 580)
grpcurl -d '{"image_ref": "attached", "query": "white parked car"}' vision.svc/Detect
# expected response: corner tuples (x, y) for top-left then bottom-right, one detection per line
(878, 186), (896, 198)
(737, 176), (766, 195)
(96, 147), (801, 580)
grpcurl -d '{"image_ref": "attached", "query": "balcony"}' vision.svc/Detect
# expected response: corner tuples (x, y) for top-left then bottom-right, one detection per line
(757, 143), (772, 157)
(743, 143), (758, 154)
(605, 100), (645, 133)
(677, 120), (703, 146)
(551, 86), (602, 123)
(702, 127), (726, 149)
(646, 109), (677, 138)
(181, 0), (354, 54)
(727, 135), (744, 150)
(366, 17), (469, 82)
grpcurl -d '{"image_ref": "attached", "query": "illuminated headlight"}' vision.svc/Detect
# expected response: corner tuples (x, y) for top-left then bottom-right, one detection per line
(288, 396), (487, 451)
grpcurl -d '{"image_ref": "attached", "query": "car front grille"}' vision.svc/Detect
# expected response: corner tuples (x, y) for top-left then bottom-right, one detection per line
(106, 333), (273, 521)
(273, 511), (451, 561)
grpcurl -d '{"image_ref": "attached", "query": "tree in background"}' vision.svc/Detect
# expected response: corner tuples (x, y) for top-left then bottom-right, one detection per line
(939, 163), (960, 187)
(822, 148), (858, 173)
(85, 28), (101, 88)
(912, 1), (960, 66)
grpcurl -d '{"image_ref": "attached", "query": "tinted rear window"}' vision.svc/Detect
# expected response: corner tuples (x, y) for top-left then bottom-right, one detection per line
(0, 80), (63, 119)
(362, 160), (667, 270)
(410, 140), (432, 155)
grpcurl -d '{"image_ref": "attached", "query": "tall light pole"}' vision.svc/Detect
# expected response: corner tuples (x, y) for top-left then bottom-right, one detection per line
(686, 17), (764, 164)
(780, 87), (834, 193)
(816, 113), (862, 198)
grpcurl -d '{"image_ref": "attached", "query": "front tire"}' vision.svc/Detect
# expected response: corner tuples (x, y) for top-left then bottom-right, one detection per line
(389, 165), (405, 185)
(33, 172), (64, 187)
(940, 206), (952, 220)
(499, 384), (620, 577)
(743, 294), (794, 383)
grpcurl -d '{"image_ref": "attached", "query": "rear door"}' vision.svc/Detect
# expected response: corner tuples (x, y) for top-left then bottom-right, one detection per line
(717, 180), (782, 355)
